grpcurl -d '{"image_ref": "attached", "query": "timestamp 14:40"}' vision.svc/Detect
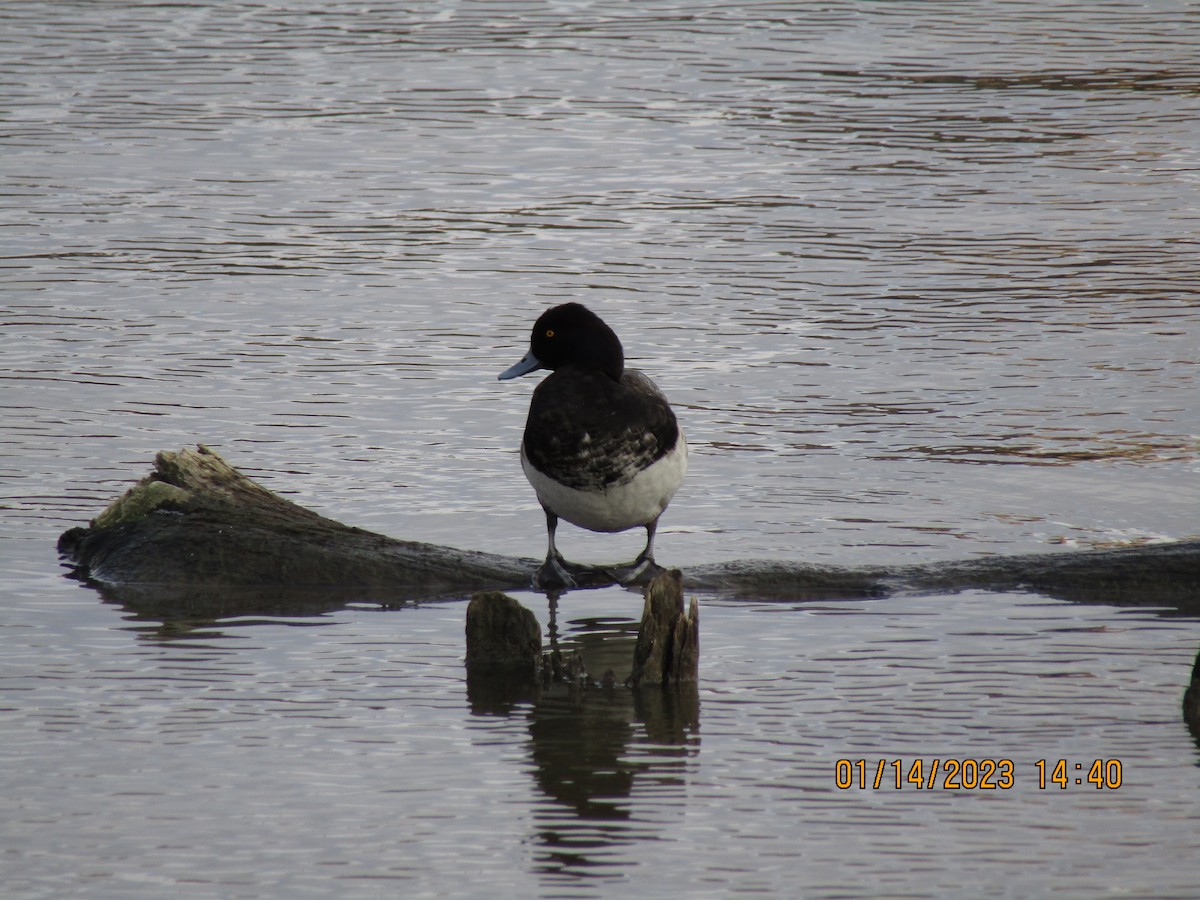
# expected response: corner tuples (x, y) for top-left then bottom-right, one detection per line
(1036, 758), (1123, 790)
(832, 758), (1124, 790)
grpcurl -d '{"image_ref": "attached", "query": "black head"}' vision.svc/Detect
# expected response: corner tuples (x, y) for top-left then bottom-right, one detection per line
(500, 303), (624, 382)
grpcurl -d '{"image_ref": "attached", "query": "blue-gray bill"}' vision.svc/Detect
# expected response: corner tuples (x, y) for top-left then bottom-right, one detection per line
(498, 351), (542, 381)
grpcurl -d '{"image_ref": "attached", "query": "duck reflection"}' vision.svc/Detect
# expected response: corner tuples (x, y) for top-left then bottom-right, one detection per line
(467, 607), (699, 879)
(528, 681), (637, 821)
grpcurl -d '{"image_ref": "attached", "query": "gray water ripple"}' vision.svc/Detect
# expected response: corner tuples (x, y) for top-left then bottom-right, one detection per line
(5, 2), (1200, 896)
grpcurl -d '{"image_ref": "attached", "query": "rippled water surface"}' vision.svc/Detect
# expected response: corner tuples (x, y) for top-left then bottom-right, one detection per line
(3, 2), (1199, 896)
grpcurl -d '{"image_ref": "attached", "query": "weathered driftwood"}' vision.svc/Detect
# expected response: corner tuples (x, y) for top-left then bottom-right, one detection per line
(59, 445), (1200, 614)
(630, 569), (699, 687)
(58, 446), (1199, 724)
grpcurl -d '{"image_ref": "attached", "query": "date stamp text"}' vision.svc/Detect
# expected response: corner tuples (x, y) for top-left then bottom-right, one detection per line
(834, 758), (1123, 790)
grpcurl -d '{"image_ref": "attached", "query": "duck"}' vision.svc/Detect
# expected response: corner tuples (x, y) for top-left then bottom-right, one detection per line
(499, 303), (687, 589)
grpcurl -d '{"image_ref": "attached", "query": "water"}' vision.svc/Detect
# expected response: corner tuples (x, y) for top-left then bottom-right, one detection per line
(3, 1), (1199, 896)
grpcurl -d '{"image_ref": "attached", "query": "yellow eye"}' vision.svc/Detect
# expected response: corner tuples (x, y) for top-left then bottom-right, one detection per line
(545, 329), (555, 338)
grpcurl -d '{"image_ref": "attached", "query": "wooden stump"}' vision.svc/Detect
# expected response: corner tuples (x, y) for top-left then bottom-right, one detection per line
(464, 592), (542, 676)
(630, 569), (699, 687)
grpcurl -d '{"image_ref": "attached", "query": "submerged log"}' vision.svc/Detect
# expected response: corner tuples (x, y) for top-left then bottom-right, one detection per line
(629, 569), (699, 687)
(59, 446), (1200, 615)
(689, 546), (1200, 608)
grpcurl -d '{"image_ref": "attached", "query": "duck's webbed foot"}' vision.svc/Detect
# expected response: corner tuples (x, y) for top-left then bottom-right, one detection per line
(608, 519), (666, 585)
(608, 555), (665, 586)
(536, 510), (579, 589)
(534, 553), (578, 590)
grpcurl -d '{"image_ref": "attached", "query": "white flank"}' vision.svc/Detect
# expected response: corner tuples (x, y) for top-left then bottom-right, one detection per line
(522, 430), (688, 533)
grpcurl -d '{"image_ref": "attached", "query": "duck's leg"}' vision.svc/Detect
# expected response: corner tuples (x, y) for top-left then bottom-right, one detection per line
(635, 517), (658, 567)
(614, 517), (665, 585)
(535, 508), (577, 589)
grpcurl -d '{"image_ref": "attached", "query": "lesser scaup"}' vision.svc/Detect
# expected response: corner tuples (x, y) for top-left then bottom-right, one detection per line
(499, 303), (687, 588)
